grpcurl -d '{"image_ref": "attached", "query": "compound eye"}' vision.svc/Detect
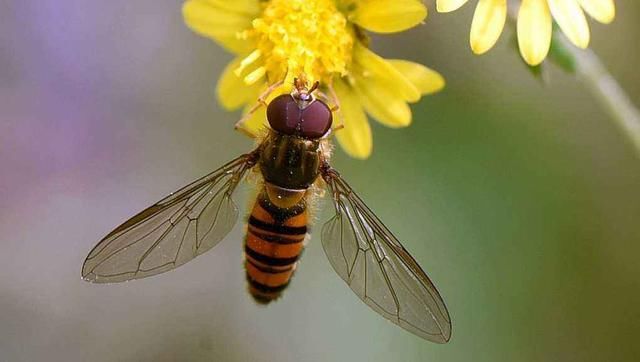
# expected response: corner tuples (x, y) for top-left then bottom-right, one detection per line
(266, 94), (300, 135)
(299, 100), (332, 138)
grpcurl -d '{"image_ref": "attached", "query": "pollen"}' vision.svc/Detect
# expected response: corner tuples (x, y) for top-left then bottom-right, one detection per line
(238, 0), (354, 85)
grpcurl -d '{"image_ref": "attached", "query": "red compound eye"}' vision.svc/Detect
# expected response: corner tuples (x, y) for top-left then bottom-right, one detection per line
(266, 94), (332, 139)
(266, 94), (300, 134)
(299, 98), (332, 138)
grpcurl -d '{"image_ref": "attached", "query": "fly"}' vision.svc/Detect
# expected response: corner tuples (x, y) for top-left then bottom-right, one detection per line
(82, 79), (452, 343)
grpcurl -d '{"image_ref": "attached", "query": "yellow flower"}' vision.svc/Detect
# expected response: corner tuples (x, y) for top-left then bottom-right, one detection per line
(183, 0), (445, 159)
(436, 0), (615, 66)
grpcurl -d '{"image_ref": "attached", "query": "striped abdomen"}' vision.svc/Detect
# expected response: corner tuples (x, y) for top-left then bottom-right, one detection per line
(244, 190), (307, 304)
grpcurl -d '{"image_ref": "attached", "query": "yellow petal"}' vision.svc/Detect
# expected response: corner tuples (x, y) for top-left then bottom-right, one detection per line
(470, 0), (507, 54)
(217, 58), (262, 110)
(182, 0), (257, 54)
(351, 0), (427, 33)
(548, 0), (590, 49)
(237, 103), (268, 137)
(517, 0), (553, 66)
(387, 60), (445, 96)
(263, 83), (291, 104)
(437, 0), (470, 12)
(354, 74), (412, 128)
(195, 0), (260, 15)
(353, 43), (420, 102)
(334, 79), (372, 159)
(578, 0), (615, 24)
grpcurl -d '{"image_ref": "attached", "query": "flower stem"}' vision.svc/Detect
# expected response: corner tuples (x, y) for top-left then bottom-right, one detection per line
(505, 0), (640, 158)
(557, 34), (640, 158)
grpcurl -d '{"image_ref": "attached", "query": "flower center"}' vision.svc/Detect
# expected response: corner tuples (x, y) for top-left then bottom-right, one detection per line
(238, 0), (353, 86)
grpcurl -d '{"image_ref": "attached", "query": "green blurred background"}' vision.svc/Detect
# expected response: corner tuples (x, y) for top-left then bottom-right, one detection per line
(1, 1), (639, 361)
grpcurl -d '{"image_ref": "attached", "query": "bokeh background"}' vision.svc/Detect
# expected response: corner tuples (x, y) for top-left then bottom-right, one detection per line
(1, 1), (639, 361)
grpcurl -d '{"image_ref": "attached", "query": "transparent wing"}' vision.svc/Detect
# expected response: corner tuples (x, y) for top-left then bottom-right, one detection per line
(82, 152), (258, 283)
(320, 168), (452, 343)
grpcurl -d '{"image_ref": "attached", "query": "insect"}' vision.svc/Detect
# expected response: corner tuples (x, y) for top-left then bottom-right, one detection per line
(82, 79), (452, 343)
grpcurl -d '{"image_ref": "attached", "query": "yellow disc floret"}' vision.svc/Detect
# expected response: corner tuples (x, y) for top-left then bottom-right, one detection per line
(236, 0), (353, 85)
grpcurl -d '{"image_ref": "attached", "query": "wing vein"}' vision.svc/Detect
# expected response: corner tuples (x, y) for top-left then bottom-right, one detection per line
(320, 167), (451, 343)
(82, 151), (258, 283)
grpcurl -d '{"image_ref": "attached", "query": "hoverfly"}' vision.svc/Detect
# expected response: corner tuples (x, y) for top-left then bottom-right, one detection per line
(82, 79), (452, 343)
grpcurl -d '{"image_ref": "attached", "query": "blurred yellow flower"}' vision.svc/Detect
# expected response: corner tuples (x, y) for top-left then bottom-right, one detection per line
(436, 0), (615, 66)
(183, 0), (445, 159)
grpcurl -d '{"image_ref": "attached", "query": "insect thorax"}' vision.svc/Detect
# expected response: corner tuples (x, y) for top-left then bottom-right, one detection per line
(259, 131), (321, 191)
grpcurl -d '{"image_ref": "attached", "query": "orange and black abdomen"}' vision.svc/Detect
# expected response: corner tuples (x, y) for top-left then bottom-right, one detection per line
(244, 190), (307, 304)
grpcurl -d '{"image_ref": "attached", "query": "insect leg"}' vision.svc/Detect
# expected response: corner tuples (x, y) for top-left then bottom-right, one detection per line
(316, 82), (345, 133)
(234, 80), (286, 137)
